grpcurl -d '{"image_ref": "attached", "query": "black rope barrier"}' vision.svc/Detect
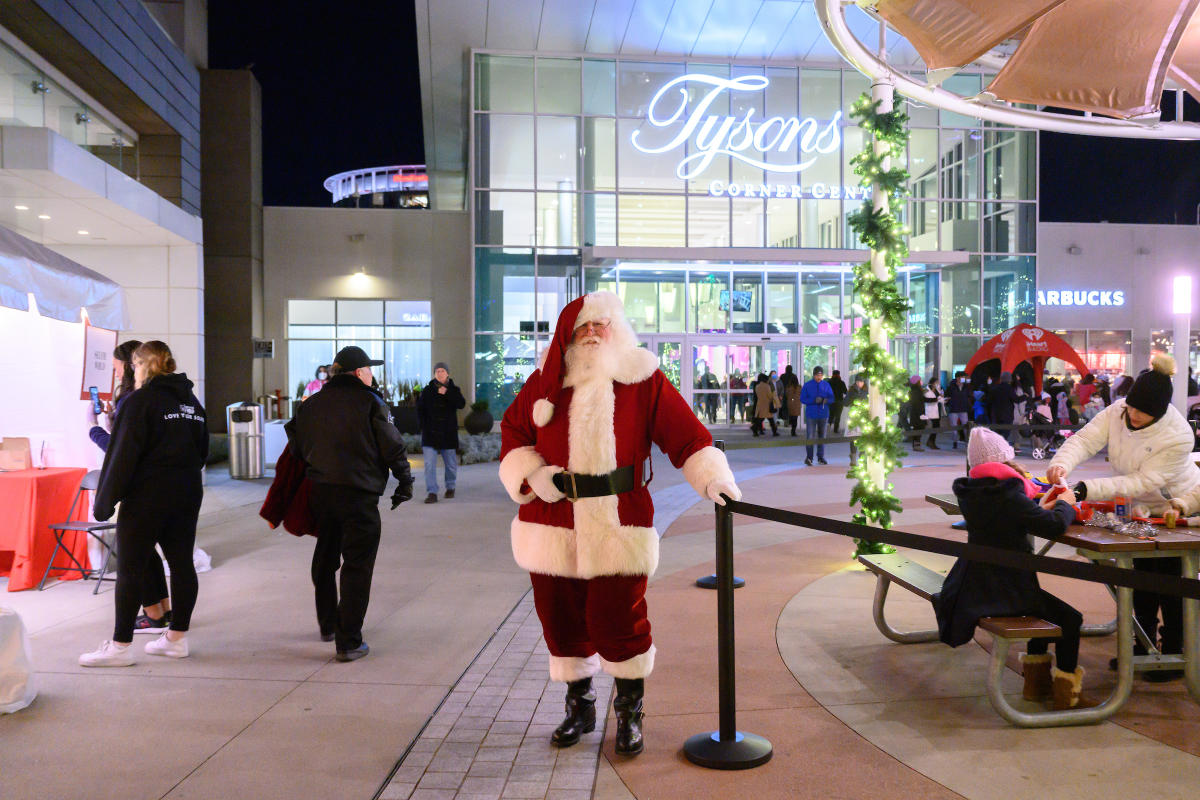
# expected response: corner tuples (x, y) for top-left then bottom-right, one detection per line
(713, 420), (1090, 448)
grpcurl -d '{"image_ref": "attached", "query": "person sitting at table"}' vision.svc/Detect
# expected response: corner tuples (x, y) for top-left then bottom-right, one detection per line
(933, 427), (1085, 709)
(88, 340), (173, 635)
(1046, 354), (1198, 681)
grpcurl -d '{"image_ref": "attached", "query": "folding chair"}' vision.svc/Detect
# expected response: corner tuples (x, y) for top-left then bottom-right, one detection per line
(37, 470), (117, 594)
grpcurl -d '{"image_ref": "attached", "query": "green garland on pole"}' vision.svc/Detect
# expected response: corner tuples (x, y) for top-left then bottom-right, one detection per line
(845, 92), (912, 557)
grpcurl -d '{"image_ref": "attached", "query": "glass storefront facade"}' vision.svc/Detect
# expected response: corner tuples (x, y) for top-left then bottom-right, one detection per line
(470, 53), (1038, 419)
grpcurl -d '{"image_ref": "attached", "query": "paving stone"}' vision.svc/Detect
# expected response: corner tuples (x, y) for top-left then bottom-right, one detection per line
(445, 727), (488, 744)
(549, 770), (594, 789)
(410, 790), (458, 800)
(500, 780), (551, 799)
(545, 791), (592, 800)
(391, 765), (430, 784)
(413, 736), (443, 753)
(418, 771), (465, 790)
(380, 781), (415, 799)
(453, 715), (496, 730)
(473, 746), (518, 762)
(488, 720), (530, 735)
(507, 764), (552, 782)
(459, 776), (506, 795)
(481, 732), (525, 748)
(428, 753), (475, 773)
(437, 741), (482, 757)
(466, 760), (511, 778)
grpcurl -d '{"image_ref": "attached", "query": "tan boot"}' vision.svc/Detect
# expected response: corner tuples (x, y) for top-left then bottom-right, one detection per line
(1052, 666), (1085, 710)
(1021, 653), (1052, 701)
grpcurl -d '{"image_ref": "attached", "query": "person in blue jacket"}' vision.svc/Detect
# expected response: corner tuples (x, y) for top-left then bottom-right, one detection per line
(799, 366), (835, 465)
(87, 341), (173, 635)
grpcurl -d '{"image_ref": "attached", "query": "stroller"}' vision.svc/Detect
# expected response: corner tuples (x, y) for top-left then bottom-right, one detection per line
(1026, 409), (1072, 460)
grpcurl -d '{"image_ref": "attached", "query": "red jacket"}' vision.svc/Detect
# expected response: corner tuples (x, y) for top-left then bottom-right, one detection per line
(259, 446), (316, 537)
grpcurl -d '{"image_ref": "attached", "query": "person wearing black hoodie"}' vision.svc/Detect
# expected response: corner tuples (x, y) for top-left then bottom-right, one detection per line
(987, 371), (1017, 442)
(418, 362), (466, 503)
(80, 341), (208, 667)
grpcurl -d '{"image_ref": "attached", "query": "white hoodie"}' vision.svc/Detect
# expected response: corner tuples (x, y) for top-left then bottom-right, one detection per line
(1048, 399), (1199, 513)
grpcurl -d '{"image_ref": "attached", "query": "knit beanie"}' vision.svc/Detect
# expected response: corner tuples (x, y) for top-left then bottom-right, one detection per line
(966, 426), (1015, 469)
(1125, 353), (1175, 419)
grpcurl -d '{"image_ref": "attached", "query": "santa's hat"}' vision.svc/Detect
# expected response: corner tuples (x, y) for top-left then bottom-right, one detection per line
(533, 291), (629, 427)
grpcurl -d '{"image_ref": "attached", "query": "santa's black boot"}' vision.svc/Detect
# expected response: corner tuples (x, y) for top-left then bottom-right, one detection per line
(612, 678), (644, 755)
(550, 678), (595, 747)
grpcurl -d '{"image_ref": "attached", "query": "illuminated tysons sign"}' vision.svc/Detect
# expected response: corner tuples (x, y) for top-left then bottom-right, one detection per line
(1036, 289), (1126, 307)
(631, 74), (842, 180)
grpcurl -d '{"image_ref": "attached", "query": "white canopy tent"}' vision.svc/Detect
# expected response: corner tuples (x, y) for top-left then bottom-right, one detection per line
(0, 224), (129, 331)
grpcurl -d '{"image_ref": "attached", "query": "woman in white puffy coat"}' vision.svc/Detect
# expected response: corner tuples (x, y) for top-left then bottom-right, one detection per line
(1046, 354), (1196, 678)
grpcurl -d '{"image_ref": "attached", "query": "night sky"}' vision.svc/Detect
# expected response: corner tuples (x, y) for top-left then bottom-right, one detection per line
(209, 1), (1200, 224)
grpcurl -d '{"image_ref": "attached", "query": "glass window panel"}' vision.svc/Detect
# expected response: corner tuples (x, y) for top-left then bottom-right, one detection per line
(766, 198), (799, 248)
(287, 324), (335, 339)
(536, 254), (581, 332)
(618, 194), (684, 246)
(941, 258), (982, 335)
(619, 118), (686, 191)
(767, 273), (797, 333)
(44, 75), (86, 145)
(476, 115), (535, 189)
(684, 63), (730, 115)
(618, 274), (661, 333)
(618, 61), (685, 117)
(908, 200), (938, 251)
(476, 191), (536, 246)
(289, 340), (331, 403)
(1045, 330), (1088, 380)
(0, 46), (44, 126)
(658, 274), (686, 333)
(583, 59), (616, 115)
(336, 300), (383, 324)
(583, 117), (615, 191)
(690, 271), (730, 332)
(537, 116), (578, 190)
(801, 199), (841, 247)
(385, 300), (432, 339)
(583, 265), (617, 295)
(385, 341), (432, 389)
(289, 299), (335, 325)
(940, 201), (979, 251)
(474, 333), (539, 414)
(537, 58), (580, 114)
(536, 192), (577, 247)
(940, 74), (983, 127)
(475, 54), (534, 112)
(982, 255), (1035, 334)
(948, 336), (981, 378)
(906, 266), (939, 334)
(801, 271), (842, 333)
(765, 66), (799, 118)
(688, 195), (729, 247)
(1082, 330), (1133, 381)
(800, 68), (840, 120)
(583, 193), (616, 246)
(731, 272), (764, 333)
(908, 128), (938, 199)
(475, 248), (534, 331)
(842, 70), (869, 115)
(656, 341), (683, 388)
(731, 198), (765, 246)
(905, 96), (938, 127)
(940, 128), (981, 200)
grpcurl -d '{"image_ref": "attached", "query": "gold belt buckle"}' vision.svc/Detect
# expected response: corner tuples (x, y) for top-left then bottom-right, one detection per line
(566, 471), (579, 502)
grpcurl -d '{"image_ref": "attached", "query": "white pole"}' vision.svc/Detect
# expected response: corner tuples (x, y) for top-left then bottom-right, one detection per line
(867, 72), (893, 491)
(1173, 275), (1192, 416)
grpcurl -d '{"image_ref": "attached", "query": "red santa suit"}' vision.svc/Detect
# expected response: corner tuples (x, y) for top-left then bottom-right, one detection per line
(499, 291), (740, 683)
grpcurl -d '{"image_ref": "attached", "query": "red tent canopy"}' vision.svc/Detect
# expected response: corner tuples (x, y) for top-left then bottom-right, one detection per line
(965, 323), (1091, 394)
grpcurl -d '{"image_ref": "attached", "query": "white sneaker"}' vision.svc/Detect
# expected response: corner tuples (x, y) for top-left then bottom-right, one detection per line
(79, 640), (134, 667)
(144, 633), (189, 659)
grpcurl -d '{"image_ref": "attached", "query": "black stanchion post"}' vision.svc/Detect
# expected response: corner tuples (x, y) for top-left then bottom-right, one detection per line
(696, 440), (744, 589)
(683, 455), (772, 769)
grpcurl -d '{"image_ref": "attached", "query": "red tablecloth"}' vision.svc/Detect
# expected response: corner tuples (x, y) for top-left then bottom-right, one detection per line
(0, 468), (90, 591)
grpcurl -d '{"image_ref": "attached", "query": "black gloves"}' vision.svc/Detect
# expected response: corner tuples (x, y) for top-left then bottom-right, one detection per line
(1072, 481), (1088, 501)
(391, 480), (414, 509)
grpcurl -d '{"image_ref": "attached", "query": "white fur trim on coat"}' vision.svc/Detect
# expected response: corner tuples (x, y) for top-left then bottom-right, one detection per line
(533, 398), (555, 427)
(601, 645), (656, 679)
(499, 446), (544, 504)
(576, 290), (626, 326)
(511, 517), (659, 579)
(681, 446), (737, 499)
(549, 653), (601, 682)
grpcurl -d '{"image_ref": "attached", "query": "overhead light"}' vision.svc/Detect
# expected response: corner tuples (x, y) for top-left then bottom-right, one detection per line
(14, 205), (28, 211)
(1066, 244), (1081, 255)
(77, 229), (89, 235)
(37, 214), (50, 220)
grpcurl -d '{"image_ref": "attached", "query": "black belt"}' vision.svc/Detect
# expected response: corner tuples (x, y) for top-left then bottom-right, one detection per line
(553, 465), (641, 501)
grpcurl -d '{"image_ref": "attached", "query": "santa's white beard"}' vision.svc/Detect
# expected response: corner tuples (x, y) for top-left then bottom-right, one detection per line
(565, 337), (620, 385)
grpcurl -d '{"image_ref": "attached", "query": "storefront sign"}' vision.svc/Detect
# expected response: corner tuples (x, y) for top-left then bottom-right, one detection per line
(631, 74), (842, 180)
(1036, 289), (1125, 307)
(706, 180), (869, 200)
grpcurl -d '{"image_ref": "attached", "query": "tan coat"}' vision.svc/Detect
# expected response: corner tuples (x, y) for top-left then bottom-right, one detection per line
(754, 381), (779, 419)
(785, 384), (803, 417)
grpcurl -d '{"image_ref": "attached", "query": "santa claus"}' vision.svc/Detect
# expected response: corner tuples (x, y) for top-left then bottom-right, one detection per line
(499, 291), (741, 756)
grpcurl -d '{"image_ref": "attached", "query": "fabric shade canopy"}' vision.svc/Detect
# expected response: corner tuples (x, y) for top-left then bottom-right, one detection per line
(873, 0), (1200, 120)
(0, 224), (128, 330)
(965, 324), (1091, 394)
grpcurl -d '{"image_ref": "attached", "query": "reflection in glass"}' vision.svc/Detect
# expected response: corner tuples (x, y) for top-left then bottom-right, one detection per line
(731, 198), (765, 246)
(767, 273), (797, 333)
(688, 195), (729, 247)
(583, 59), (616, 115)
(907, 267), (939, 334)
(940, 128), (981, 200)
(475, 116), (535, 189)
(536, 192), (577, 247)
(940, 201), (979, 251)
(583, 118), (615, 191)
(476, 191), (536, 246)
(657, 341), (683, 388)
(691, 272), (730, 332)
(583, 193), (616, 246)
(537, 58), (581, 114)
(537, 117), (578, 189)
(801, 69), (840, 119)
(475, 248), (534, 331)
(537, 254), (582, 332)
(982, 255), (1035, 334)
(801, 272), (841, 333)
(475, 333), (540, 414)
(618, 61), (684, 117)
(618, 194), (684, 246)
(940, 259), (982, 335)
(476, 55), (534, 112)
(731, 272), (763, 333)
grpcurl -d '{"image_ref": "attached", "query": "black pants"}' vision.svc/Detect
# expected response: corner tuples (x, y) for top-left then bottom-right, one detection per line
(830, 403), (843, 433)
(113, 485), (201, 642)
(139, 547), (169, 608)
(1026, 589), (1083, 671)
(1133, 557), (1184, 653)
(752, 415), (777, 436)
(925, 418), (940, 447)
(311, 483), (382, 651)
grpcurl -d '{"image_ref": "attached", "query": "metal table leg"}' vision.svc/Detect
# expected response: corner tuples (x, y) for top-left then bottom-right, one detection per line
(1182, 550), (1200, 704)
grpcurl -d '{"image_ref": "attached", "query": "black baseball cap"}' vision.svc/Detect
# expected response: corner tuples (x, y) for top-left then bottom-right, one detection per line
(333, 345), (384, 372)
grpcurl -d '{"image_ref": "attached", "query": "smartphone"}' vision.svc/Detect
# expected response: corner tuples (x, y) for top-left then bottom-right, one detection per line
(89, 386), (102, 415)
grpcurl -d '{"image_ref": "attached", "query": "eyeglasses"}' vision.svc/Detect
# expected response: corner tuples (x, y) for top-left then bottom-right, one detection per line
(573, 319), (611, 334)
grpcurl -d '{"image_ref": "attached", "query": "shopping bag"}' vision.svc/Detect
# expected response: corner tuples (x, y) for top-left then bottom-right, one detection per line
(0, 607), (36, 714)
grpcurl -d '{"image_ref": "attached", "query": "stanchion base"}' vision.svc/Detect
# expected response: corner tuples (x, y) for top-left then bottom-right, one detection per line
(683, 731), (773, 770)
(695, 574), (745, 589)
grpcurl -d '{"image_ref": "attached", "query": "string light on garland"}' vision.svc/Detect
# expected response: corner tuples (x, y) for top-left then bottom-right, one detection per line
(846, 91), (913, 558)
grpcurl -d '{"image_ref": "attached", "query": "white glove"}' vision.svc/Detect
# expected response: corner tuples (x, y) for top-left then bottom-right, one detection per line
(706, 480), (741, 506)
(528, 465), (566, 503)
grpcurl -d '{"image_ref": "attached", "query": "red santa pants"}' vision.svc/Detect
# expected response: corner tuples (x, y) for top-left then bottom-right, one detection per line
(529, 572), (653, 680)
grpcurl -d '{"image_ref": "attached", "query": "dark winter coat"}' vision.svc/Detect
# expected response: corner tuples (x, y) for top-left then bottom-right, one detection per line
(987, 381), (1017, 425)
(931, 476), (1076, 647)
(93, 373), (208, 521)
(946, 380), (972, 414)
(89, 391), (130, 452)
(828, 375), (848, 406)
(286, 373), (413, 495)
(418, 379), (466, 450)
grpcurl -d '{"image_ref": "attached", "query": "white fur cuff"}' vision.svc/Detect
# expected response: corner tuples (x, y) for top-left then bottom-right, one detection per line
(681, 446), (736, 499)
(499, 446), (545, 503)
(549, 653), (602, 682)
(601, 645), (656, 679)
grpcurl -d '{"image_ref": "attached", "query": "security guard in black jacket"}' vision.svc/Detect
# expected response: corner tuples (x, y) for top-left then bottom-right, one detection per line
(286, 346), (414, 661)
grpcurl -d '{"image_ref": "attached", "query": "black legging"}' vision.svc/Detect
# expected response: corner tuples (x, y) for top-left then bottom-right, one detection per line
(139, 548), (169, 608)
(1133, 557), (1183, 653)
(1025, 589), (1083, 671)
(113, 485), (201, 642)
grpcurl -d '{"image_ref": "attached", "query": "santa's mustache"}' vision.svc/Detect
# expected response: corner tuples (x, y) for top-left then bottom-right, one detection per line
(576, 335), (602, 346)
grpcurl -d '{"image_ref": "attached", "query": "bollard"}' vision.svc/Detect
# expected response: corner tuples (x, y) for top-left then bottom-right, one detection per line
(696, 441), (745, 590)
(682, 480), (772, 769)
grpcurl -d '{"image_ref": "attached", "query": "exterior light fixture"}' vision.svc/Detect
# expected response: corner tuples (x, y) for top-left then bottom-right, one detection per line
(77, 230), (89, 235)
(14, 205), (28, 210)
(37, 214), (50, 220)
(1066, 244), (1082, 255)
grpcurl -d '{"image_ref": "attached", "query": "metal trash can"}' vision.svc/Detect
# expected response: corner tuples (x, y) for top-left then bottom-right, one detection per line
(226, 402), (265, 480)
